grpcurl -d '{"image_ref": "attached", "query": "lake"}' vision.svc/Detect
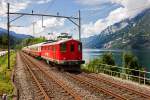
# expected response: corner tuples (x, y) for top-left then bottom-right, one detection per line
(83, 49), (150, 72)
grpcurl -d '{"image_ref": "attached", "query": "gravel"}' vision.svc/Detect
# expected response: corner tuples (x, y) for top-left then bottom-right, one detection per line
(26, 54), (100, 100)
(14, 53), (34, 100)
(93, 73), (150, 97)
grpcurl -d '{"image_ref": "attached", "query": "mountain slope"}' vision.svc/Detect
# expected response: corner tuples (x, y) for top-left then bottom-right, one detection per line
(0, 28), (31, 39)
(82, 9), (150, 49)
(0, 27), (32, 49)
(110, 9), (150, 49)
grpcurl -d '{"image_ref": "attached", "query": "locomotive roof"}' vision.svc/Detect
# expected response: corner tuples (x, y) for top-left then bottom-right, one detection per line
(41, 38), (81, 46)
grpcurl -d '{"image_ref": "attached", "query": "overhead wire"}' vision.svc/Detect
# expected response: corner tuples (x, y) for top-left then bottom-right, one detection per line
(43, 0), (56, 13)
(32, 0), (57, 35)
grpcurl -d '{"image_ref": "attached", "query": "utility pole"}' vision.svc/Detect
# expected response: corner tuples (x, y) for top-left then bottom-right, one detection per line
(32, 10), (35, 35)
(42, 16), (46, 28)
(7, 3), (10, 69)
(32, 22), (36, 35)
(79, 10), (81, 41)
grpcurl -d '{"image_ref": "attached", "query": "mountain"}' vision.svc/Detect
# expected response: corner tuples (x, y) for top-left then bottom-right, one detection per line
(0, 27), (32, 49)
(0, 27), (31, 39)
(82, 9), (150, 49)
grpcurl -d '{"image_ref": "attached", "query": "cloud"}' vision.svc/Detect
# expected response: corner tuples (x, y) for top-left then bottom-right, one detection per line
(82, 20), (108, 37)
(0, 0), (30, 16)
(37, 0), (52, 4)
(9, 18), (65, 35)
(75, 0), (110, 6)
(111, 0), (150, 18)
(0, 17), (65, 36)
(82, 0), (150, 37)
(0, 0), (59, 36)
(34, 17), (65, 33)
(0, 0), (53, 16)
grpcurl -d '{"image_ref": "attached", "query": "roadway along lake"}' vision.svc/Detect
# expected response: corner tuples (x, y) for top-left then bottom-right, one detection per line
(83, 49), (150, 72)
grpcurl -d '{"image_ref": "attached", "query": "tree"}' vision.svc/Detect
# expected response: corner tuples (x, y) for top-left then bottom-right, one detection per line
(102, 53), (115, 66)
(0, 34), (8, 49)
(22, 37), (46, 47)
(101, 52), (119, 73)
(123, 52), (139, 69)
(0, 33), (21, 49)
(123, 52), (141, 80)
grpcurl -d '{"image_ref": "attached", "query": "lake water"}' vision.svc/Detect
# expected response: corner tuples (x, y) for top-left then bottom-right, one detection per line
(83, 49), (150, 72)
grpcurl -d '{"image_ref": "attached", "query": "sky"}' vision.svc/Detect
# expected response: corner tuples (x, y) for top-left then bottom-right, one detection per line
(0, 0), (150, 39)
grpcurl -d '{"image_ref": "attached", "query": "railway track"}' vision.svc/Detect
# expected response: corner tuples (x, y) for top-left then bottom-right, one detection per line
(66, 73), (150, 100)
(65, 72), (127, 100)
(20, 52), (150, 100)
(66, 72), (150, 100)
(20, 52), (82, 100)
(20, 53), (50, 100)
(82, 73), (150, 99)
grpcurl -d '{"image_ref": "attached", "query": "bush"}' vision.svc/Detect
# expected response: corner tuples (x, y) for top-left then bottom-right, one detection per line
(82, 52), (117, 73)
(0, 52), (16, 96)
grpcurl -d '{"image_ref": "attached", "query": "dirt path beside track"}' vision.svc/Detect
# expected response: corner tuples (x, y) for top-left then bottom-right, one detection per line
(14, 52), (34, 100)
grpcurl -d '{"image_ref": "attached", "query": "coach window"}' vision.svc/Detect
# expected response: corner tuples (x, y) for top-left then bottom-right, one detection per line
(70, 44), (74, 52)
(78, 43), (82, 52)
(52, 46), (53, 51)
(53, 46), (56, 51)
(52, 46), (55, 51)
(60, 43), (66, 52)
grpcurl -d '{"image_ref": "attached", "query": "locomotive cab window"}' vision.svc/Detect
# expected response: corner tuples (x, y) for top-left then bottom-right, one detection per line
(60, 43), (66, 52)
(70, 44), (74, 52)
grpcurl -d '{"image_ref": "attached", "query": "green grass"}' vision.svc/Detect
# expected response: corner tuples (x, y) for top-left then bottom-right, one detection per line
(0, 52), (16, 97)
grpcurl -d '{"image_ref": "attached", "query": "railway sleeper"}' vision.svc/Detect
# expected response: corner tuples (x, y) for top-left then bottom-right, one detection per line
(68, 73), (127, 100)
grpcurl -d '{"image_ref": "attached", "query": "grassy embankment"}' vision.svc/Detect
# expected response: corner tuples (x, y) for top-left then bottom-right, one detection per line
(0, 51), (16, 97)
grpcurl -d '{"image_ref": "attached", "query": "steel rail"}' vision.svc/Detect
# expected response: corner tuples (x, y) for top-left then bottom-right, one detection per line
(66, 73), (127, 100)
(20, 53), (50, 100)
(85, 73), (150, 99)
(22, 52), (82, 100)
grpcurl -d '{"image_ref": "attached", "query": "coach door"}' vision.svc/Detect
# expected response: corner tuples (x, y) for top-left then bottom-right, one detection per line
(53, 46), (56, 60)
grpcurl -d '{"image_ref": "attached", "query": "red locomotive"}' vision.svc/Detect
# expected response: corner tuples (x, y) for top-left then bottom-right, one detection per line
(22, 38), (85, 71)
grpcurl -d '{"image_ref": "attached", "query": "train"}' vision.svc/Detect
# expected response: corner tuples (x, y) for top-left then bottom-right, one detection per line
(22, 38), (85, 71)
